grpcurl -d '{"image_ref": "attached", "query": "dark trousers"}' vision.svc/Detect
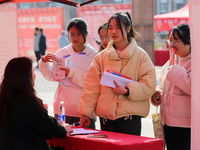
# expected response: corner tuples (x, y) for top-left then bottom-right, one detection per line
(41, 49), (46, 56)
(164, 124), (191, 150)
(54, 114), (96, 129)
(34, 51), (41, 63)
(100, 115), (141, 136)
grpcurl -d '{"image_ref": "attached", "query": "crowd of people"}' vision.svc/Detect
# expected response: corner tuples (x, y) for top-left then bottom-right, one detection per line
(0, 11), (191, 150)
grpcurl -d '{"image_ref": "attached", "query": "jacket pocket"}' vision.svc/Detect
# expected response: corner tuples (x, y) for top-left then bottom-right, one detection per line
(170, 95), (191, 117)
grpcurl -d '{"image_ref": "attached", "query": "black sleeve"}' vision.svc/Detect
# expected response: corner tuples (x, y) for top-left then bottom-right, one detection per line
(39, 36), (42, 49)
(39, 36), (46, 51)
(25, 104), (67, 139)
(44, 36), (47, 50)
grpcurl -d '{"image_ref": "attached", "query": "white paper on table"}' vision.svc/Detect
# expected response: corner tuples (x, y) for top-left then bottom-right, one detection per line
(68, 52), (93, 73)
(69, 128), (100, 135)
(53, 56), (65, 81)
(100, 72), (135, 88)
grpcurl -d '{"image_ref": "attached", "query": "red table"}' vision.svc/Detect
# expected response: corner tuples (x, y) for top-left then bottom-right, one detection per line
(48, 128), (164, 150)
(154, 49), (169, 66)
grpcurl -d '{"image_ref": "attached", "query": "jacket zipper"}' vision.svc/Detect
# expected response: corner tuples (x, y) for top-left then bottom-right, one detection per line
(115, 59), (128, 117)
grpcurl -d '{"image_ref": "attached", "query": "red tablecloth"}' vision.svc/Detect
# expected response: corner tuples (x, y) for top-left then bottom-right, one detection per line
(155, 49), (169, 66)
(48, 128), (164, 150)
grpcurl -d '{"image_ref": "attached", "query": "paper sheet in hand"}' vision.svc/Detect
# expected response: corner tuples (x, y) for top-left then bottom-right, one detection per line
(69, 128), (100, 135)
(53, 57), (65, 81)
(100, 72), (135, 88)
(68, 53), (93, 73)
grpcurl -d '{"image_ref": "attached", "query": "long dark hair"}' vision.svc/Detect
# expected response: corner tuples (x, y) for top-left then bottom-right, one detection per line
(0, 57), (42, 126)
(107, 12), (139, 42)
(67, 18), (88, 43)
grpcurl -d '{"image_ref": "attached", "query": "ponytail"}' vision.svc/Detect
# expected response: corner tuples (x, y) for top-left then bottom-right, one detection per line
(124, 12), (139, 40)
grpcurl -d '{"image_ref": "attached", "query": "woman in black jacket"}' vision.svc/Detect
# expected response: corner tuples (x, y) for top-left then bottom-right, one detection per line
(0, 57), (71, 150)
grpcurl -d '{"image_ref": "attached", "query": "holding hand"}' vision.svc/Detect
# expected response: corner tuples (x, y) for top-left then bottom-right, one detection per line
(151, 91), (161, 106)
(112, 81), (128, 95)
(42, 53), (55, 63)
(59, 67), (70, 77)
(79, 116), (90, 128)
(64, 123), (73, 133)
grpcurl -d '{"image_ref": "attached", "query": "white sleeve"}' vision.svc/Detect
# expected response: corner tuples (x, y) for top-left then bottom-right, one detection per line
(38, 59), (54, 81)
(67, 68), (86, 88)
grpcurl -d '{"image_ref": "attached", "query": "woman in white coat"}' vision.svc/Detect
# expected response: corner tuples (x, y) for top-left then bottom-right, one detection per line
(39, 18), (97, 129)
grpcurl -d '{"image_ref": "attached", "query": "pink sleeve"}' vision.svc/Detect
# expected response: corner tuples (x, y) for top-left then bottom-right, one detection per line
(166, 65), (191, 95)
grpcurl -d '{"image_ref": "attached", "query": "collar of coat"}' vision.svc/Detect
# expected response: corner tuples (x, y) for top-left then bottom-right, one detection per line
(65, 43), (95, 56)
(106, 38), (138, 60)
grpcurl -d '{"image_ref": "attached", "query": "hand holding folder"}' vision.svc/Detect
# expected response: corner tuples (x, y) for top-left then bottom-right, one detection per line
(100, 71), (135, 88)
(53, 56), (65, 81)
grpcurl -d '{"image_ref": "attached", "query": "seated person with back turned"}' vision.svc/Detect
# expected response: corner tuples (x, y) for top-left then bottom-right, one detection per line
(0, 57), (72, 150)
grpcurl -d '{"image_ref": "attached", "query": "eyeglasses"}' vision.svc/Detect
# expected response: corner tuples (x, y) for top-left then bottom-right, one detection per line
(69, 33), (82, 38)
(167, 40), (179, 46)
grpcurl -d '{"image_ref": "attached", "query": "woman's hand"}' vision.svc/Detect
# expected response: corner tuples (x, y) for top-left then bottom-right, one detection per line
(79, 116), (90, 128)
(64, 123), (73, 133)
(112, 81), (128, 95)
(41, 53), (55, 63)
(59, 67), (70, 77)
(151, 91), (161, 106)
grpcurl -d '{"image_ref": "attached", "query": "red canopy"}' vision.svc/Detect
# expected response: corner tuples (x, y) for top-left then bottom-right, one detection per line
(0, 0), (47, 2)
(1, 0), (98, 6)
(154, 4), (189, 32)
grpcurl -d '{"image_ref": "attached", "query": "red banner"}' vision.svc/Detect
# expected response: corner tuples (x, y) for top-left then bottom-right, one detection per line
(17, 7), (64, 59)
(154, 18), (189, 32)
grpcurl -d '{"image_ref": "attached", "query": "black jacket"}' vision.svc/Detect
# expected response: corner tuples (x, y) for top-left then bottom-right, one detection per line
(0, 100), (67, 150)
(39, 34), (47, 54)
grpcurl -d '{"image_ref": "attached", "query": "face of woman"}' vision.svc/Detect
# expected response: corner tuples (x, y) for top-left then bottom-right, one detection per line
(108, 19), (128, 44)
(68, 26), (85, 48)
(32, 68), (36, 86)
(99, 28), (110, 49)
(168, 32), (191, 58)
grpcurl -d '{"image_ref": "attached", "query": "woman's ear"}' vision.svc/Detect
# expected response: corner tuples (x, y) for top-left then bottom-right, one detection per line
(127, 26), (131, 33)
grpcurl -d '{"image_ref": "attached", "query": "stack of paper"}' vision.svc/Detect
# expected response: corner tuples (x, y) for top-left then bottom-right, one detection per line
(69, 128), (100, 135)
(100, 72), (135, 88)
(68, 52), (93, 73)
(53, 53), (93, 81)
